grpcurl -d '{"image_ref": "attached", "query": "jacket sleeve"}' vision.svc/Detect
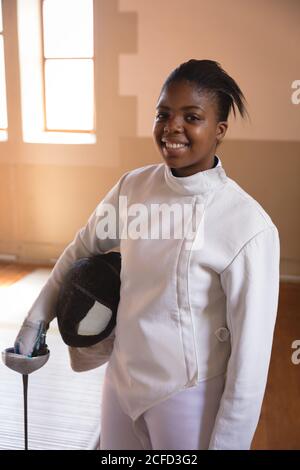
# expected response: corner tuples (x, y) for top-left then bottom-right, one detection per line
(68, 327), (116, 372)
(22, 172), (128, 369)
(208, 226), (280, 449)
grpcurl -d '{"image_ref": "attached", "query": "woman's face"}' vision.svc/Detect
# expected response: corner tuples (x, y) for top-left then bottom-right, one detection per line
(152, 81), (228, 177)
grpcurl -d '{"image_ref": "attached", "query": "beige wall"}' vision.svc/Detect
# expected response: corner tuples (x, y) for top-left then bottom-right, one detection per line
(119, 0), (300, 141)
(0, 0), (299, 275)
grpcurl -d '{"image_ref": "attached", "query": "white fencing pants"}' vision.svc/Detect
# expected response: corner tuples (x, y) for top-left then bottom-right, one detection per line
(100, 370), (226, 450)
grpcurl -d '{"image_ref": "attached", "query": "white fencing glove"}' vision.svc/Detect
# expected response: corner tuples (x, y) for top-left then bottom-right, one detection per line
(14, 319), (49, 357)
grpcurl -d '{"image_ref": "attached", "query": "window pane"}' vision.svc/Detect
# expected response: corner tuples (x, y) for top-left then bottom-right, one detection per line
(0, 1), (3, 33)
(43, 0), (93, 58)
(45, 59), (94, 131)
(0, 36), (7, 129)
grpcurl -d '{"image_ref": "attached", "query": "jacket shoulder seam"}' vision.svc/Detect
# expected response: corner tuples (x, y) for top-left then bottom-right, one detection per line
(219, 226), (278, 275)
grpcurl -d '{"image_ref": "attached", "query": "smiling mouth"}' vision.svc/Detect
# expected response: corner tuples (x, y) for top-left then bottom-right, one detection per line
(161, 141), (190, 152)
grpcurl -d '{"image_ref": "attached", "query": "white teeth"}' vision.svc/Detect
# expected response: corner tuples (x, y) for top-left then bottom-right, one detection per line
(164, 142), (188, 149)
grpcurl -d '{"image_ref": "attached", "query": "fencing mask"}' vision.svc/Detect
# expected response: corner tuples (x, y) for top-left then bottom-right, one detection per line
(56, 251), (121, 348)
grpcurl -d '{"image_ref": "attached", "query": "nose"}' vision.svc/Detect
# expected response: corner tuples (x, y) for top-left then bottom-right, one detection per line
(163, 115), (184, 134)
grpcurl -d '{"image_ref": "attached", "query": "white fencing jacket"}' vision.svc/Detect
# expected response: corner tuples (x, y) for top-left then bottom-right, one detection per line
(26, 156), (280, 449)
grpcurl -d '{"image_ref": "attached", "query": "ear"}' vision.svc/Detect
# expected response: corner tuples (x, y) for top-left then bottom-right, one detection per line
(216, 121), (228, 144)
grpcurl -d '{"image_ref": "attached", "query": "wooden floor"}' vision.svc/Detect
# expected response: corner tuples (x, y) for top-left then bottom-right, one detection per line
(0, 262), (299, 449)
(252, 282), (300, 449)
(0, 261), (51, 287)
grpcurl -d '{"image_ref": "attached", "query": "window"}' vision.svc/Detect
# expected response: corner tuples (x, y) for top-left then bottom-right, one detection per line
(0, 0), (8, 141)
(42, 0), (95, 133)
(17, 0), (95, 144)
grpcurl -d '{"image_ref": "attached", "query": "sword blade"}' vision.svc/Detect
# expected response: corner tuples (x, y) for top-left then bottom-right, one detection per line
(22, 374), (28, 450)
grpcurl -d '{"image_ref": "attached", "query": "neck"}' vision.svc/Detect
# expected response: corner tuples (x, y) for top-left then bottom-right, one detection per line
(171, 155), (217, 177)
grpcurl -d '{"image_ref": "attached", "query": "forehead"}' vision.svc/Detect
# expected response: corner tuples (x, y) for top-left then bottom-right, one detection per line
(156, 81), (216, 112)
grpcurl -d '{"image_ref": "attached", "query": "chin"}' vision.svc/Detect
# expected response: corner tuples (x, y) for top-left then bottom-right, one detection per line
(161, 151), (182, 162)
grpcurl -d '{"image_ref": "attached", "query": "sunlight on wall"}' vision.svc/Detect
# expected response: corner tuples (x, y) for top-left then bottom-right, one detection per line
(0, 37), (7, 129)
(0, 0), (8, 141)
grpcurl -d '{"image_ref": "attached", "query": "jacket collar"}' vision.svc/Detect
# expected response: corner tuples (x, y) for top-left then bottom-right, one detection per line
(164, 155), (227, 196)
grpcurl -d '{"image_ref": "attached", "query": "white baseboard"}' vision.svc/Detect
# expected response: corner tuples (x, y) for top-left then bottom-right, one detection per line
(0, 254), (17, 261)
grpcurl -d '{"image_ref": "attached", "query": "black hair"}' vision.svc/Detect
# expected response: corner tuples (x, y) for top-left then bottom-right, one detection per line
(160, 59), (249, 122)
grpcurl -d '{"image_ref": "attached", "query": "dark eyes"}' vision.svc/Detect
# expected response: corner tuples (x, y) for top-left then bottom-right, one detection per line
(155, 113), (200, 122)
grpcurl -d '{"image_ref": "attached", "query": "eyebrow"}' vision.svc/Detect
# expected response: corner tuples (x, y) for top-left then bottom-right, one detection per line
(156, 104), (204, 111)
